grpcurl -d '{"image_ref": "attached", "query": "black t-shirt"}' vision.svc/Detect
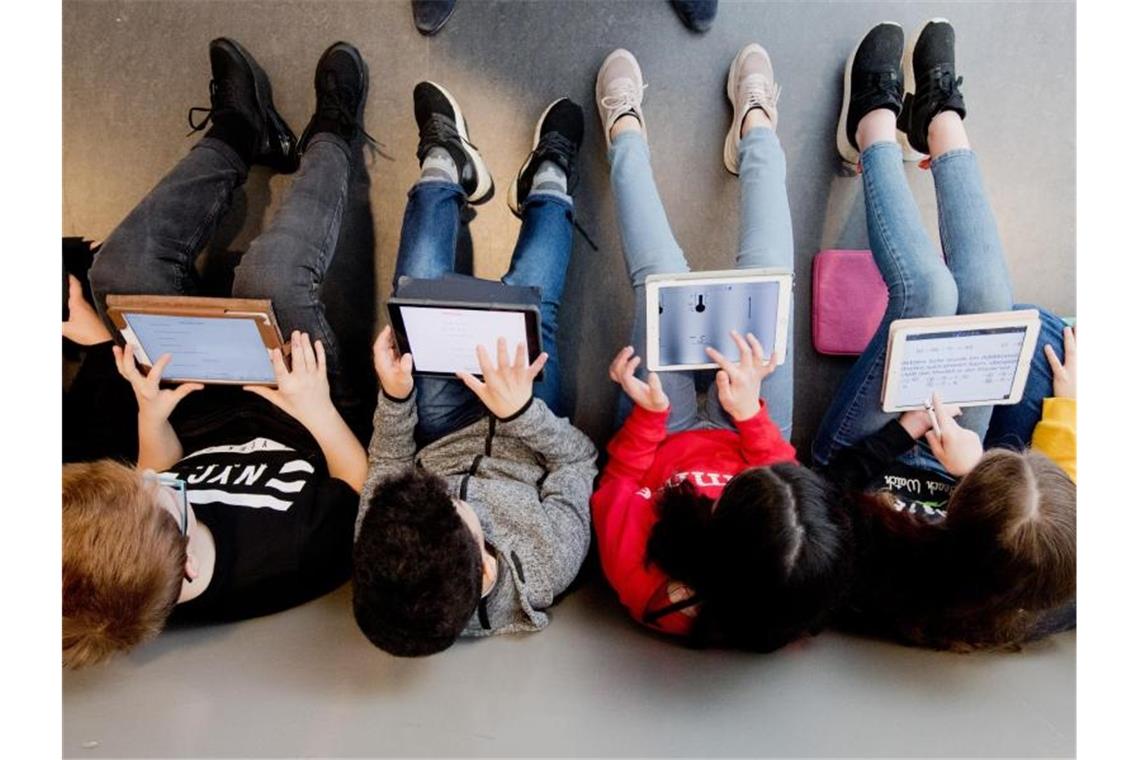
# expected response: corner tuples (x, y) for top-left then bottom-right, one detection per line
(167, 390), (357, 623)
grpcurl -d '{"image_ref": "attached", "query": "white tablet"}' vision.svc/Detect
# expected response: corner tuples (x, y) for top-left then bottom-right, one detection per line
(645, 269), (792, 372)
(881, 310), (1041, 412)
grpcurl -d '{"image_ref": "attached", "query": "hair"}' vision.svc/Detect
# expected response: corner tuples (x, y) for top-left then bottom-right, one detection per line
(62, 460), (187, 669)
(843, 449), (1076, 651)
(645, 463), (854, 652)
(352, 468), (483, 657)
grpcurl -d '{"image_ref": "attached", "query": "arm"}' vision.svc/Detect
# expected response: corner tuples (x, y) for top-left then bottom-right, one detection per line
(820, 419), (919, 492)
(733, 401), (798, 466)
(603, 405), (670, 482)
(1031, 397), (1076, 481)
(112, 345), (203, 471)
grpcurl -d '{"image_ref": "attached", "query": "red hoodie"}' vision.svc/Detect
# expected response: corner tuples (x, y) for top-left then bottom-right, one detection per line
(590, 402), (798, 636)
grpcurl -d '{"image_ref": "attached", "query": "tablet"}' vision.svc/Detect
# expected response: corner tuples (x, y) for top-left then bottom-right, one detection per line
(881, 310), (1041, 412)
(105, 295), (286, 385)
(645, 269), (792, 372)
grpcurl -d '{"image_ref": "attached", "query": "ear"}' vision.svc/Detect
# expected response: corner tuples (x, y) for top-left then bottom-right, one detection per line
(481, 551), (498, 597)
(178, 551), (200, 603)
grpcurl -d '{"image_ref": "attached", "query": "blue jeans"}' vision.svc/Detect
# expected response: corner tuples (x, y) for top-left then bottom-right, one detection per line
(812, 142), (1066, 469)
(88, 135), (356, 407)
(394, 181), (574, 447)
(608, 128), (795, 438)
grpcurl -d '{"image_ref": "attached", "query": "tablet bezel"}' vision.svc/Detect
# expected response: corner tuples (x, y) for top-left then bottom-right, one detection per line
(880, 309), (1042, 412)
(386, 300), (544, 380)
(644, 268), (793, 372)
(105, 295), (286, 386)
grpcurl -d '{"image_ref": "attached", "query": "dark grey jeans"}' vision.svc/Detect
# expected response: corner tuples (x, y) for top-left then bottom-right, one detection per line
(88, 135), (353, 405)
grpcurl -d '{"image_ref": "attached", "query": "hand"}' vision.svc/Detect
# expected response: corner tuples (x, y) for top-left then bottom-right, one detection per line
(62, 275), (112, 345)
(245, 331), (336, 428)
(1044, 326), (1076, 399)
(705, 331), (778, 422)
(608, 346), (669, 413)
(113, 344), (203, 425)
(457, 338), (548, 419)
(373, 325), (414, 399)
(924, 393), (984, 477)
(899, 401), (962, 440)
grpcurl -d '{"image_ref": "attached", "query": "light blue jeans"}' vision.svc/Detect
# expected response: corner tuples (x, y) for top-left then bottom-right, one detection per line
(811, 142), (1067, 470)
(608, 128), (794, 438)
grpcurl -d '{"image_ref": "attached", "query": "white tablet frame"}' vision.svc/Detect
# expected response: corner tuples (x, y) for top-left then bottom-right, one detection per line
(881, 309), (1041, 412)
(645, 268), (793, 372)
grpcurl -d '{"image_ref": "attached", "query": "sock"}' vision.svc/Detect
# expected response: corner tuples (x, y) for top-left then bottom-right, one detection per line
(530, 160), (567, 197)
(205, 118), (257, 165)
(419, 146), (459, 184)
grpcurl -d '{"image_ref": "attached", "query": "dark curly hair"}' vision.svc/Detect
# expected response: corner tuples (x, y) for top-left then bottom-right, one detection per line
(645, 463), (854, 652)
(352, 468), (482, 657)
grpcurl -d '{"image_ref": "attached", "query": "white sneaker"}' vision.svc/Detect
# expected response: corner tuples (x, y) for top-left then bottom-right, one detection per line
(724, 43), (780, 174)
(595, 48), (647, 151)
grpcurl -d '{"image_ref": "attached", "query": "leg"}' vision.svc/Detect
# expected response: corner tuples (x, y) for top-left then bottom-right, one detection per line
(812, 134), (959, 465)
(88, 138), (246, 328)
(984, 307), (1067, 450)
(500, 192), (574, 416)
(706, 125), (795, 436)
(607, 127), (699, 433)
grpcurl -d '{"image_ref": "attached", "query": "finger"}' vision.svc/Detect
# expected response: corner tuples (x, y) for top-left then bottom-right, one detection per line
(150, 353), (173, 389)
(745, 332), (766, 363)
(1062, 326), (1075, 367)
(609, 346), (634, 382)
(762, 350), (779, 375)
(300, 333), (317, 372)
(475, 343), (494, 378)
(730, 330), (752, 365)
(399, 353), (414, 375)
(527, 352), (549, 380)
(172, 383), (204, 402)
(314, 339), (327, 374)
(496, 337), (509, 371)
(292, 332), (310, 372)
(112, 344), (125, 375)
(456, 371), (487, 398)
(716, 369), (731, 396)
(514, 342), (527, 374)
(118, 343), (140, 379)
(67, 274), (83, 304)
(621, 354), (643, 385)
(647, 372), (668, 404)
(925, 430), (945, 459)
(269, 348), (288, 379)
(1043, 343), (1063, 376)
(931, 392), (953, 429)
(705, 346), (738, 377)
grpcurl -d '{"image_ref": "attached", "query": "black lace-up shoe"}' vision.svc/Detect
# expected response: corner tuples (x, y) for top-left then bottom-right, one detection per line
(299, 42), (371, 153)
(899, 18), (967, 155)
(507, 98), (584, 217)
(837, 22), (905, 165)
(413, 81), (494, 204)
(187, 38), (298, 172)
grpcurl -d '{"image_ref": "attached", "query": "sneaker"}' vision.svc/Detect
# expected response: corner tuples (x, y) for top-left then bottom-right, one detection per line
(412, 0), (457, 36)
(595, 49), (647, 151)
(298, 42), (371, 152)
(724, 43), (780, 174)
(899, 18), (967, 156)
(836, 22), (905, 165)
(508, 98), (584, 217)
(187, 38), (298, 172)
(413, 81), (494, 204)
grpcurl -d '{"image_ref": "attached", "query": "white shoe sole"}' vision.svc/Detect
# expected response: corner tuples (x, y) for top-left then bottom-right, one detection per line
(595, 48), (646, 151)
(723, 43), (771, 175)
(508, 97), (564, 217)
(837, 22), (903, 166)
(422, 79), (495, 204)
(900, 17), (950, 160)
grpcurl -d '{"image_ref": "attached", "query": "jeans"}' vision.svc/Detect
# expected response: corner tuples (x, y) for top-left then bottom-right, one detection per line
(88, 135), (356, 408)
(393, 180), (575, 447)
(811, 142), (1065, 470)
(607, 128), (795, 438)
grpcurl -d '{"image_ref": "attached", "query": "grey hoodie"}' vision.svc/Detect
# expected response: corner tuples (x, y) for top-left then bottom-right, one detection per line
(356, 391), (598, 636)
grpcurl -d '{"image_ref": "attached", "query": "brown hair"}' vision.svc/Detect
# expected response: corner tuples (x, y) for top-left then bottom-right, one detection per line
(62, 460), (187, 668)
(845, 449), (1076, 651)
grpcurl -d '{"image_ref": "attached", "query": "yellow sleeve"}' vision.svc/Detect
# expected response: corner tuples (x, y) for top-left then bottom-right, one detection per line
(1030, 397), (1076, 482)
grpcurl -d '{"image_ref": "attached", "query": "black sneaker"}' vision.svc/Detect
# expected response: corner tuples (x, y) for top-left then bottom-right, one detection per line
(299, 42), (371, 153)
(413, 81), (494, 204)
(187, 38), (298, 172)
(508, 98), (584, 217)
(899, 18), (967, 155)
(837, 22), (905, 165)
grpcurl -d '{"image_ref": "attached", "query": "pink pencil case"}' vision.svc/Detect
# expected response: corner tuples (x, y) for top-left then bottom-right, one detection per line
(812, 249), (889, 356)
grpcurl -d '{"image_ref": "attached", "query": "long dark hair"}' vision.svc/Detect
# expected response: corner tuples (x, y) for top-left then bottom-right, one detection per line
(645, 463), (854, 652)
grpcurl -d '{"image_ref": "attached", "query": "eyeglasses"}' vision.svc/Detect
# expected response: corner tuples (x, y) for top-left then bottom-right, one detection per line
(144, 471), (189, 537)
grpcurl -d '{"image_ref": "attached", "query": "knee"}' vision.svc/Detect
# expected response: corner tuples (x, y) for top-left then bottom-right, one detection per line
(896, 264), (958, 318)
(88, 245), (166, 299)
(233, 262), (315, 307)
(957, 277), (1013, 315)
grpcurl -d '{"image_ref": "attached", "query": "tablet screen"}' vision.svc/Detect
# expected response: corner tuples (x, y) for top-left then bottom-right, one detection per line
(399, 306), (529, 375)
(123, 313), (275, 382)
(895, 326), (1030, 406)
(657, 281), (781, 366)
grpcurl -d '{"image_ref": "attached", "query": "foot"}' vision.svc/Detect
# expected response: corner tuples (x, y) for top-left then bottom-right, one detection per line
(899, 18), (967, 155)
(595, 49), (647, 151)
(187, 37), (298, 172)
(413, 81), (494, 204)
(724, 43), (780, 174)
(837, 22), (905, 165)
(671, 0), (718, 33)
(412, 0), (457, 36)
(508, 98), (584, 217)
(298, 42), (370, 152)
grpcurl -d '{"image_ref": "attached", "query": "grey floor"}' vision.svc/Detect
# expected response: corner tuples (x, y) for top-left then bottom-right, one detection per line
(63, 1), (1076, 757)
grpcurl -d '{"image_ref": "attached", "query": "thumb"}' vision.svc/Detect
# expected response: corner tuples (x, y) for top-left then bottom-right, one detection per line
(456, 372), (486, 399)
(399, 353), (414, 374)
(172, 383), (204, 401)
(243, 385), (280, 406)
(925, 430), (946, 460)
(716, 369), (731, 393)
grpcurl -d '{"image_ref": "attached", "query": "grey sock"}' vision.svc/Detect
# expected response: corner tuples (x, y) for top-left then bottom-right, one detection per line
(530, 160), (567, 197)
(419, 146), (458, 184)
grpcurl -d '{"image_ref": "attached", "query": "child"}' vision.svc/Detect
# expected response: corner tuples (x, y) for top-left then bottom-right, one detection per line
(63, 39), (370, 667)
(590, 46), (853, 651)
(352, 83), (598, 657)
(816, 19), (1076, 650)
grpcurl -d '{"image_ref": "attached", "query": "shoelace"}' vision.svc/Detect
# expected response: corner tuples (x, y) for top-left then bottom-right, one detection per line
(186, 79), (238, 135)
(314, 72), (390, 159)
(861, 70), (902, 104)
(600, 81), (647, 126)
(417, 112), (470, 160)
(739, 75), (781, 117)
(529, 132), (598, 250)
